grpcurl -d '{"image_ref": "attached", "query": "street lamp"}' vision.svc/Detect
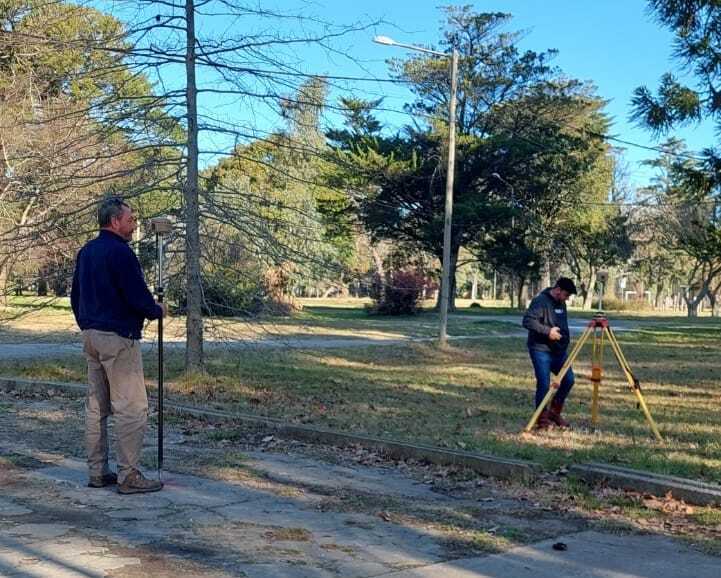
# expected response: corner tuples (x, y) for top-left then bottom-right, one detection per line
(491, 172), (516, 228)
(373, 35), (459, 347)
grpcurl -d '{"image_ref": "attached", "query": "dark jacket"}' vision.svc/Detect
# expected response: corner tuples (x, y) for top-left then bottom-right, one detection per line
(71, 230), (162, 340)
(522, 288), (570, 353)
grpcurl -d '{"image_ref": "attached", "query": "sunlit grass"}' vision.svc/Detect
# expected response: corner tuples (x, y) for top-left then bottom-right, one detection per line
(0, 298), (521, 343)
(1, 304), (720, 481)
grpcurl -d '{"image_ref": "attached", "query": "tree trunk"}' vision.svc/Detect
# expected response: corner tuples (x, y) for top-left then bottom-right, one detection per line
(371, 246), (384, 279)
(684, 286), (708, 317)
(515, 276), (526, 310)
(184, 0), (204, 373)
(541, 260), (551, 289)
(654, 280), (665, 310)
(449, 256), (458, 312)
(434, 245), (459, 312)
(709, 292), (719, 317)
(0, 261), (8, 305)
(582, 269), (597, 310)
(37, 271), (48, 296)
(578, 287), (588, 309)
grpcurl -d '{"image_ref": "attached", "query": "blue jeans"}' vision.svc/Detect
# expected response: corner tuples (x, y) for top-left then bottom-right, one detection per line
(529, 348), (575, 408)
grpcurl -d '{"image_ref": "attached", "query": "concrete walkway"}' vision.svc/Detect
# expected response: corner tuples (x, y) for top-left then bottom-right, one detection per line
(1, 453), (446, 577)
(382, 531), (721, 577)
(2, 454), (719, 577)
(2, 394), (720, 577)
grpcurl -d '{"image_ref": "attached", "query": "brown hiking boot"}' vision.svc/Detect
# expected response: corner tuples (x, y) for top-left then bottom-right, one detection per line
(549, 400), (571, 429)
(88, 472), (117, 488)
(535, 409), (553, 430)
(117, 469), (163, 495)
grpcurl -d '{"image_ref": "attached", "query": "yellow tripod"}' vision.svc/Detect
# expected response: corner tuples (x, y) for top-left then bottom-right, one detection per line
(523, 312), (663, 441)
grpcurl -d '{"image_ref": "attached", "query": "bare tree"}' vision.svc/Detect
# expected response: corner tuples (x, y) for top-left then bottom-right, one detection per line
(2, 0), (381, 371)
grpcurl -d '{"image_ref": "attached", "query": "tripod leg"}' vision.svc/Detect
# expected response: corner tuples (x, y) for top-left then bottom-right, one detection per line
(524, 325), (592, 433)
(604, 327), (663, 442)
(605, 326), (634, 376)
(591, 379), (600, 424)
(590, 326), (607, 425)
(591, 327), (600, 424)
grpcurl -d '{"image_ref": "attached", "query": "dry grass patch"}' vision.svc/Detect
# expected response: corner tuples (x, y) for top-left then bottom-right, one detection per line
(264, 527), (312, 542)
(319, 543), (357, 555)
(562, 479), (721, 555)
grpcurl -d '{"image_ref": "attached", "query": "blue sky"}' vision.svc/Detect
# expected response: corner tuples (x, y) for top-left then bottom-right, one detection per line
(105, 1), (713, 188)
(340, 0), (713, 186)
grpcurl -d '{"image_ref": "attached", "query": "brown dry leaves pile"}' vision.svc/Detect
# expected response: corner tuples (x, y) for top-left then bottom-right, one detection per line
(558, 485), (721, 546)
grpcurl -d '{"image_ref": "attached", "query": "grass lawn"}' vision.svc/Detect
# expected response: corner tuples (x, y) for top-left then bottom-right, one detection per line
(0, 295), (523, 343)
(2, 298), (720, 484)
(3, 294), (713, 345)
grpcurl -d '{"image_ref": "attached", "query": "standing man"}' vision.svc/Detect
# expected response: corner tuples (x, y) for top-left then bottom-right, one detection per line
(522, 277), (577, 430)
(71, 197), (166, 494)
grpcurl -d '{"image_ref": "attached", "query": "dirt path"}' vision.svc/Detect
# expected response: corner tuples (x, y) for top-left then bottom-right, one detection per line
(0, 314), (639, 360)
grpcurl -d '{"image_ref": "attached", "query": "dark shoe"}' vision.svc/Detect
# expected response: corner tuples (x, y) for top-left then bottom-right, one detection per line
(535, 409), (553, 430)
(549, 400), (571, 429)
(87, 472), (118, 488)
(117, 470), (163, 495)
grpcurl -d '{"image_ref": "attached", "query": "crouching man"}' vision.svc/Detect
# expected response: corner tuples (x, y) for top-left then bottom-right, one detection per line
(522, 277), (577, 430)
(71, 197), (166, 493)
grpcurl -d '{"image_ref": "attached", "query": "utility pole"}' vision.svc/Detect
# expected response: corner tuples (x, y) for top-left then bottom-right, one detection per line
(185, 0), (204, 371)
(374, 36), (459, 347)
(438, 47), (458, 347)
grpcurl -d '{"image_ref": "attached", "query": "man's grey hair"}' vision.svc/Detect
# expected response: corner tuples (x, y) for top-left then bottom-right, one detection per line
(98, 197), (130, 228)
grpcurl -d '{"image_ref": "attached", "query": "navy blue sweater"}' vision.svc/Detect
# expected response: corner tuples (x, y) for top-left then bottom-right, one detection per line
(71, 230), (162, 339)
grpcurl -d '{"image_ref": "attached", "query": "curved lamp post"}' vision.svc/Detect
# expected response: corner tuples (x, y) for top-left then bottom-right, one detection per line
(373, 35), (459, 347)
(491, 172), (516, 228)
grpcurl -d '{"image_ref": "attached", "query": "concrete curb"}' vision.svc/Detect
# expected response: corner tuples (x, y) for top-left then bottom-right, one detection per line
(0, 376), (540, 483)
(570, 463), (721, 506)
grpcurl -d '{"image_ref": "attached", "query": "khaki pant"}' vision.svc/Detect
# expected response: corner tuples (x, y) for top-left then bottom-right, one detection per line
(82, 329), (148, 484)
